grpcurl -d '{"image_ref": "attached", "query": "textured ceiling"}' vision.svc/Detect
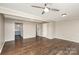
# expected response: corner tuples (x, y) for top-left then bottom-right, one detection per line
(0, 3), (79, 21)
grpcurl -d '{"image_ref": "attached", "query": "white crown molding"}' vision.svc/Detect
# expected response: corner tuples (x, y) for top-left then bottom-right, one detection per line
(5, 14), (45, 23)
(0, 6), (47, 21)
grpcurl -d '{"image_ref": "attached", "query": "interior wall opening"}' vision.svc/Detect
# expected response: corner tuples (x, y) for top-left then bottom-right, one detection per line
(15, 23), (23, 41)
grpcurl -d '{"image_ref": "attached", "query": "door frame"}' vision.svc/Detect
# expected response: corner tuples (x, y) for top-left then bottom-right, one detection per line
(15, 22), (23, 40)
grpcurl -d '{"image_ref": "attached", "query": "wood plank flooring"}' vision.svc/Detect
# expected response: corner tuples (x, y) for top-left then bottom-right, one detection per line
(1, 37), (79, 55)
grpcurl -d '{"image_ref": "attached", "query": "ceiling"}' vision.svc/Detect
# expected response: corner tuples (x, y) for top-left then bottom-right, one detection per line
(0, 3), (79, 21)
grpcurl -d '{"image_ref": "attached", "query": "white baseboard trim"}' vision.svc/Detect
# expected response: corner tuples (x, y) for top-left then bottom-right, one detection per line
(54, 37), (79, 43)
(0, 41), (5, 53)
(23, 36), (36, 39)
(5, 39), (14, 42)
(41, 36), (54, 39)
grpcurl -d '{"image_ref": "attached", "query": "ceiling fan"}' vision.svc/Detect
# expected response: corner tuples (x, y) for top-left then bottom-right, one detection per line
(32, 3), (59, 14)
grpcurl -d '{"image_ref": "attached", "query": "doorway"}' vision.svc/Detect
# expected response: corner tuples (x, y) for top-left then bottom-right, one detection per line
(15, 23), (23, 40)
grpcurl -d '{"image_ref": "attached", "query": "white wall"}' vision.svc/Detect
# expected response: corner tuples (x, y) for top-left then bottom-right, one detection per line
(5, 17), (79, 43)
(42, 19), (79, 42)
(55, 19), (79, 43)
(5, 18), (37, 41)
(0, 14), (5, 53)
(37, 23), (42, 36)
(5, 18), (15, 41)
(47, 22), (55, 39)
(42, 23), (48, 37)
(42, 18), (79, 42)
(42, 22), (55, 39)
(23, 22), (36, 39)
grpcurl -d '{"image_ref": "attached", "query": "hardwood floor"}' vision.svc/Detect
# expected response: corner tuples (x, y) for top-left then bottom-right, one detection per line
(1, 37), (79, 55)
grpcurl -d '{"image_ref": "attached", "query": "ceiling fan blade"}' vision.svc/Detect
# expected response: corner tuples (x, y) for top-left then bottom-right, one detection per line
(32, 5), (44, 9)
(45, 3), (47, 6)
(42, 11), (45, 14)
(51, 8), (59, 11)
(48, 7), (59, 11)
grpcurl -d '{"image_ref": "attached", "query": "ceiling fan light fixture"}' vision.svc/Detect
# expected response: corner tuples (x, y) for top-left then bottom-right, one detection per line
(62, 13), (67, 17)
(44, 7), (49, 13)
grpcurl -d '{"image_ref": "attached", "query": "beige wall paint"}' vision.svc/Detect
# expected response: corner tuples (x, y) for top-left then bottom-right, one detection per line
(0, 14), (5, 53)
(5, 18), (37, 41)
(55, 19), (79, 43)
